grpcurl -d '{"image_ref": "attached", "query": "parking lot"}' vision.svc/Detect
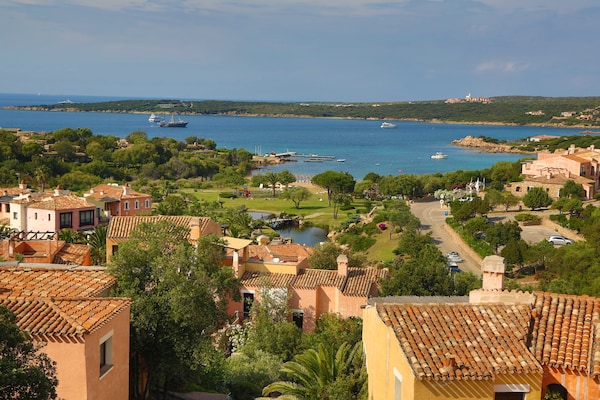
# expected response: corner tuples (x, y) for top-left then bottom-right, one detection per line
(410, 199), (577, 276)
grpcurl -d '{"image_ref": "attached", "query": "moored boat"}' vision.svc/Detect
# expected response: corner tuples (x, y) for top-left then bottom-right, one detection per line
(431, 152), (448, 159)
(158, 113), (188, 128)
(148, 113), (164, 123)
(380, 122), (397, 129)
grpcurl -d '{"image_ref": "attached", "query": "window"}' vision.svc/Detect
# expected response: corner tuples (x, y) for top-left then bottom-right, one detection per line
(34, 212), (38, 220)
(134, 200), (139, 210)
(48, 213), (51, 221)
(99, 331), (113, 377)
(393, 369), (402, 400)
(12, 212), (17, 220)
(79, 210), (94, 227)
(5, 204), (9, 212)
(124, 201), (130, 210)
(59, 212), (72, 228)
(112, 245), (119, 255)
(242, 292), (254, 318)
(145, 199), (150, 208)
(494, 384), (529, 400)
(292, 310), (304, 329)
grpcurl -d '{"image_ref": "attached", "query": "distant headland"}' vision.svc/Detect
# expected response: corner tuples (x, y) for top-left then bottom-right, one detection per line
(4, 95), (600, 129)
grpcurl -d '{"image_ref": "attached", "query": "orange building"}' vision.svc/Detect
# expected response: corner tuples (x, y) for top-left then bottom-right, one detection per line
(84, 183), (152, 220)
(105, 215), (223, 262)
(519, 144), (600, 199)
(0, 234), (91, 265)
(0, 265), (131, 400)
(363, 255), (600, 400)
(226, 240), (388, 331)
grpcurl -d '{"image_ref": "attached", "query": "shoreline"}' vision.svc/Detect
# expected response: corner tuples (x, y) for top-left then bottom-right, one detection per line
(3, 105), (597, 130)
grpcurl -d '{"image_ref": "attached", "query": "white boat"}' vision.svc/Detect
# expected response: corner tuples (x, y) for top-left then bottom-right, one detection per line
(148, 113), (164, 123)
(380, 122), (397, 129)
(336, 159), (346, 162)
(431, 152), (448, 159)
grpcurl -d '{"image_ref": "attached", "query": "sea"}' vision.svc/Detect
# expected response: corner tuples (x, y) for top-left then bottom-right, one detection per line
(0, 93), (585, 180)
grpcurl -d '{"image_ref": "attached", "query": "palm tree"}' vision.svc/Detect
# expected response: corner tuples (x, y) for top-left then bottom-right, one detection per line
(86, 225), (108, 265)
(261, 342), (365, 399)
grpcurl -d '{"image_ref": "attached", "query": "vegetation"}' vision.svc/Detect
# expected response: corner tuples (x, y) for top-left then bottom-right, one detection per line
(108, 222), (239, 399)
(11, 96), (600, 127)
(0, 305), (58, 400)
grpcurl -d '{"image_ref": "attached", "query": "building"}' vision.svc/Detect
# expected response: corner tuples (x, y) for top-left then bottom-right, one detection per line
(227, 242), (388, 331)
(518, 144), (600, 199)
(3, 185), (98, 235)
(105, 215), (223, 262)
(0, 265), (130, 400)
(362, 255), (600, 400)
(84, 183), (152, 220)
(0, 233), (91, 265)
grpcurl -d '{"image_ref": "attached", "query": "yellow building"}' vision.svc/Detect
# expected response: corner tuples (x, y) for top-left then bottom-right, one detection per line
(363, 255), (600, 400)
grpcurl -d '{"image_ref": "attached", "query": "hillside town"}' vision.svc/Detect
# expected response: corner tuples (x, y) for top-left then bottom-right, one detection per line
(1, 126), (600, 400)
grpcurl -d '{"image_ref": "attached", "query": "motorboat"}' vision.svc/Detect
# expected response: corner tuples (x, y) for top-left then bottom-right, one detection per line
(336, 159), (346, 162)
(380, 122), (397, 129)
(158, 113), (188, 128)
(431, 152), (448, 159)
(148, 113), (164, 123)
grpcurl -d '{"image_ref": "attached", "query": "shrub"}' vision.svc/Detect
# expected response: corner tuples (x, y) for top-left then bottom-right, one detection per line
(219, 192), (238, 199)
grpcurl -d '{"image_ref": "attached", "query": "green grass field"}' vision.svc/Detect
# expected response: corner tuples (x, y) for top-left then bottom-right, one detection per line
(184, 187), (400, 263)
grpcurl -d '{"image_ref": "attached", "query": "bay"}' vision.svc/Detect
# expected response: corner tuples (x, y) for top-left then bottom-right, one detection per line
(0, 93), (584, 180)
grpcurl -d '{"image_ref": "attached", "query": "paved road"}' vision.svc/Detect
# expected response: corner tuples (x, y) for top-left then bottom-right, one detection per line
(410, 199), (562, 276)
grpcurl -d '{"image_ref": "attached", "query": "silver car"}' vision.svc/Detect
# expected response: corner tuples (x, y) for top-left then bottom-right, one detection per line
(547, 235), (573, 245)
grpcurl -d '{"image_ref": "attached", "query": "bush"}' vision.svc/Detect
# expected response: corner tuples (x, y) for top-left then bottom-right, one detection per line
(219, 192), (238, 199)
(514, 213), (541, 225)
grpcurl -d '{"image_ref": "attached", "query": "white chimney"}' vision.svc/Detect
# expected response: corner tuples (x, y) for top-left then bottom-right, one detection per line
(337, 254), (349, 277)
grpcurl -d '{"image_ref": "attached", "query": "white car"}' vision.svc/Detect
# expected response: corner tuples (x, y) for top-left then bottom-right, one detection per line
(446, 252), (463, 262)
(547, 235), (573, 245)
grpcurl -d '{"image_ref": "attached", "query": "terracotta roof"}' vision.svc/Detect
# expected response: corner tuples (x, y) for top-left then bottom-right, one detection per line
(85, 183), (150, 201)
(240, 271), (296, 288)
(248, 243), (314, 262)
(52, 243), (91, 265)
(376, 302), (543, 381)
(0, 266), (115, 298)
(242, 267), (387, 297)
(27, 194), (96, 211)
(107, 215), (215, 243)
(0, 296), (130, 337)
(530, 292), (600, 377)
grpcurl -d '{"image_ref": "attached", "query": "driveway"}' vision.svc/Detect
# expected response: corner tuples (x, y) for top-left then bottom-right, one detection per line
(410, 199), (564, 276)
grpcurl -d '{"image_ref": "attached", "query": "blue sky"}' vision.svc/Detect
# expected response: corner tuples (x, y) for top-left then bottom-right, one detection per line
(2, 0), (599, 102)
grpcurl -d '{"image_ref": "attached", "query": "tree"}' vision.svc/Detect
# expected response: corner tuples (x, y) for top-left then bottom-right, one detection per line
(0, 305), (58, 400)
(261, 342), (366, 400)
(277, 169), (297, 188)
(559, 179), (585, 199)
(312, 171), (355, 218)
(155, 194), (187, 215)
(522, 187), (552, 210)
(86, 225), (108, 265)
(280, 186), (311, 209)
(263, 172), (281, 197)
(308, 242), (364, 270)
(108, 223), (239, 399)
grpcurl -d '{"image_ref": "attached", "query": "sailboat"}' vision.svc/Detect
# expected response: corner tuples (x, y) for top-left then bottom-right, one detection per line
(158, 113), (188, 128)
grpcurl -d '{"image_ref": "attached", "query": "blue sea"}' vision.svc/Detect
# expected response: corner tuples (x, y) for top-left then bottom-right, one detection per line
(0, 93), (584, 180)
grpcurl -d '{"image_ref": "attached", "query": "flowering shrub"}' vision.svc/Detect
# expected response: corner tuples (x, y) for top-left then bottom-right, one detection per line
(378, 223), (387, 230)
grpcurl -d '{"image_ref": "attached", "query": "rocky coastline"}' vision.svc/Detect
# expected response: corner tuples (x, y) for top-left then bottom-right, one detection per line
(451, 136), (536, 154)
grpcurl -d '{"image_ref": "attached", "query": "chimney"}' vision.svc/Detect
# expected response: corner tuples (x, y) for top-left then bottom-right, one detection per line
(54, 185), (62, 196)
(337, 254), (349, 277)
(481, 255), (505, 291)
(19, 180), (27, 190)
(123, 183), (131, 195)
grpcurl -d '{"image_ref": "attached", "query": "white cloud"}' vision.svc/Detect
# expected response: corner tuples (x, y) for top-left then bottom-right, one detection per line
(475, 61), (529, 73)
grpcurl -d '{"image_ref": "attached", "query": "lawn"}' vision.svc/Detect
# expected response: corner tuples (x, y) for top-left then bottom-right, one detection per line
(184, 186), (400, 263)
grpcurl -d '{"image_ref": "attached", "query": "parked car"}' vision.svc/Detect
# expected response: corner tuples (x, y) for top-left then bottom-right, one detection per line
(449, 265), (462, 273)
(547, 235), (573, 245)
(446, 252), (463, 262)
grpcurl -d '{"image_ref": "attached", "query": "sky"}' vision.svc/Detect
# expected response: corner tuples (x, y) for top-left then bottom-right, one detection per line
(2, 0), (599, 102)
